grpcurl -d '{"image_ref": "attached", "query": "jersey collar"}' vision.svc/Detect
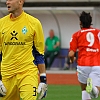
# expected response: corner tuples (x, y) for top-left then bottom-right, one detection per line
(9, 11), (24, 21)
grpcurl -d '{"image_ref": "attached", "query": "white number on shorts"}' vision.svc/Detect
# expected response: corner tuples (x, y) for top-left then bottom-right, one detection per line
(86, 32), (94, 46)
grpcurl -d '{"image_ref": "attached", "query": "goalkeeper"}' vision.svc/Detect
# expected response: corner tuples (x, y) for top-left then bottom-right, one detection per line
(0, 0), (47, 100)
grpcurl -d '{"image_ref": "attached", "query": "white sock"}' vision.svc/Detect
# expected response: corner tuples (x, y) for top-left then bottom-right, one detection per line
(82, 90), (91, 100)
(90, 86), (99, 98)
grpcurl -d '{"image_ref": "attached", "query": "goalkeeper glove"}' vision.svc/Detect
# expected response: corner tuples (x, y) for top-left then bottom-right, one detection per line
(37, 73), (47, 100)
(0, 75), (7, 97)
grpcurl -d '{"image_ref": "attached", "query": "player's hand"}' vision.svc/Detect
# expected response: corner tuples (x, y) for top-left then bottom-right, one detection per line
(37, 73), (47, 100)
(0, 80), (7, 97)
(37, 83), (47, 100)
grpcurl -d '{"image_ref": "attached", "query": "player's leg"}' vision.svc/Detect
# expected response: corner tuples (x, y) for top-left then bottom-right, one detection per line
(80, 83), (91, 100)
(48, 51), (59, 68)
(1, 76), (20, 100)
(44, 51), (50, 69)
(86, 76), (99, 98)
(19, 66), (38, 100)
(77, 66), (91, 100)
(86, 66), (100, 98)
(86, 78), (93, 94)
(63, 57), (70, 70)
(82, 91), (91, 100)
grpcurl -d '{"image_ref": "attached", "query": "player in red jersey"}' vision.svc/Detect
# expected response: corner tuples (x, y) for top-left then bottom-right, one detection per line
(69, 11), (100, 100)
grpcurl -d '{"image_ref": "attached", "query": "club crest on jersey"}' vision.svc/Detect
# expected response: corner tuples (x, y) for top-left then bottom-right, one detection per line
(22, 27), (27, 34)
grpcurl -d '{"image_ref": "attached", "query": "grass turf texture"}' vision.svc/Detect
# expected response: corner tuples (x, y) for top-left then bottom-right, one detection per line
(3, 85), (100, 100)
(37, 85), (100, 100)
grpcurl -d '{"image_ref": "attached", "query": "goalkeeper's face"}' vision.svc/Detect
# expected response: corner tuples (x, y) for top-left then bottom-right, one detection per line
(6, 0), (24, 13)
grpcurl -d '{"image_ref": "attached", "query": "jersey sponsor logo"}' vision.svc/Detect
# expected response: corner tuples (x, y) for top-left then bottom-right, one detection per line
(4, 42), (26, 45)
(22, 26), (27, 34)
(86, 48), (99, 52)
(10, 31), (18, 40)
(3, 30), (26, 45)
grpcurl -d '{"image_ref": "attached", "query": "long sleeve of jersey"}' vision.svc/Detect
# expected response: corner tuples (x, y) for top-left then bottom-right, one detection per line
(0, 19), (2, 61)
(32, 19), (45, 65)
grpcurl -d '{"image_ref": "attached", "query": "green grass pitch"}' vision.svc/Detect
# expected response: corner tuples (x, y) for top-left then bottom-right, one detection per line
(39, 85), (100, 100)
(1, 85), (99, 100)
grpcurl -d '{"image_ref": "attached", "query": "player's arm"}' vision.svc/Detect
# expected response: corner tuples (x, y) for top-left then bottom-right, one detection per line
(37, 64), (47, 100)
(32, 50), (47, 99)
(0, 19), (2, 79)
(33, 19), (46, 76)
(54, 37), (60, 48)
(33, 19), (47, 99)
(54, 41), (60, 48)
(0, 20), (7, 96)
(0, 53), (2, 77)
(68, 33), (77, 63)
(38, 64), (46, 75)
(32, 48), (46, 83)
(0, 19), (1, 77)
(0, 54), (6, 97)
(68, 50), (75, 63)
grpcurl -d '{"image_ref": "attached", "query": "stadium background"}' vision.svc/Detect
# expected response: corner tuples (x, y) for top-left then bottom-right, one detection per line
(0, 0), (100, 100)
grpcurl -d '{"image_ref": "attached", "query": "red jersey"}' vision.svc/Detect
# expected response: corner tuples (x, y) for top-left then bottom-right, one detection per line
(70, 27), (100, 66)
